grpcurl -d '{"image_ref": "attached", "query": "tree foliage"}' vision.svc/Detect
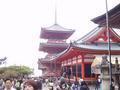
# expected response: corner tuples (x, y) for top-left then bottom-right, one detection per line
(0, 65), (33, 79)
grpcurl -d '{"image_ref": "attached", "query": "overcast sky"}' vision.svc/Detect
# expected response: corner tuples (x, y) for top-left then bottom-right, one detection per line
(0, 0), (119, 75)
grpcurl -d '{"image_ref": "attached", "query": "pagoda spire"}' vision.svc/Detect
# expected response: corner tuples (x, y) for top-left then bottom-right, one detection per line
(55, 0), (58, 24)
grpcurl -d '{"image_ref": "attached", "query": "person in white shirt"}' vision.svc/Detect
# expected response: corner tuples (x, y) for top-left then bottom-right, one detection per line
(4, 79), (16, 90)
(79, 77), (83, 85)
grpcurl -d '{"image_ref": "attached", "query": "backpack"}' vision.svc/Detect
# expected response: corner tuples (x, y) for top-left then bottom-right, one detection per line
(72, 84), (80, 90)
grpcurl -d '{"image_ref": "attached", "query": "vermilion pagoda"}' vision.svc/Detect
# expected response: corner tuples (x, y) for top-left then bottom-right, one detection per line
(38, 24), (75, 77)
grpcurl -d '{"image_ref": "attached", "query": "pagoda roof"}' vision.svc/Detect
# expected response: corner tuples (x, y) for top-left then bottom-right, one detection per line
(38, 44), (72, 63)
(38, 54), (58, 63)
(91, 3), (120, 29)
(38, 60), (47, 70)
(75, 26), (120, 43)
(39, 42), (69, 54)
(40, 24), (75, 39)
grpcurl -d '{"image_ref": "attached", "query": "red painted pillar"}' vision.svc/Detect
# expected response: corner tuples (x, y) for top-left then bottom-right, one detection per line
(71, 58), (73, 79)
(81, 55), (85, 79)
(76, 57), (78, 80)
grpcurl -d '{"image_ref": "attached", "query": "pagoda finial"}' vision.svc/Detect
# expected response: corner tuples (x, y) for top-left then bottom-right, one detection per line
(55, 0), (57, 24)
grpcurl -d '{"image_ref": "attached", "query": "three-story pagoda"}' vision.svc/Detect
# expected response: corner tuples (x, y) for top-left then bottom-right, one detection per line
(38, 23), (75, 77)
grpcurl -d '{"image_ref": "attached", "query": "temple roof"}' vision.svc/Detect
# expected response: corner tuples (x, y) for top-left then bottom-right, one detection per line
(53, 43), (120, 63)
(39, 42), (69, 54)
(75, 27), (120, 43)
(73, 26), (120, 54)
(74, 42), (120, 51)
(91, 3), (120, 29)
(40, 24), (75, 39)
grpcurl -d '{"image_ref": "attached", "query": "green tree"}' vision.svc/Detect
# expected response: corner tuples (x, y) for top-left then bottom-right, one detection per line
(0, 65), (33, 79)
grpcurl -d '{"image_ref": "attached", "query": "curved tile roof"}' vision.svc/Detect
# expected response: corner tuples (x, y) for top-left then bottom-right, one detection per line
(91, 3), (120, 29)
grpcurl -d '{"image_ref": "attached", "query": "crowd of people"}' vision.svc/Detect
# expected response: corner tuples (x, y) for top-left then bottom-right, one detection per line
(42, 73), (91, 90)
(0, 77), (42, 90)
(0, 75), (101, 90)
(0, 76), (96, 90)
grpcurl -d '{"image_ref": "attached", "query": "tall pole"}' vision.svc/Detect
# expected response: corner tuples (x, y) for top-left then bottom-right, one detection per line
(55, 0), (58, 24)
(105, 0), (112, 90)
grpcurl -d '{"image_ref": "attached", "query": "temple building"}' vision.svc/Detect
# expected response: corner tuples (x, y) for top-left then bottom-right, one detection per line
(38, 24), (75, 77)
(53, 26), (120, 81)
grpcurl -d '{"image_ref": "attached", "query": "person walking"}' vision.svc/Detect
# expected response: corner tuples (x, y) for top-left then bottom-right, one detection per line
(36, 79), (42, 90)
(95, 78), (101, 90)
(0, 79), (4, 90)
(4, 78), (16, 90)
(24, 79), (38, 90)
(71, 78), (80, 90)
(80, 81), (89, 90)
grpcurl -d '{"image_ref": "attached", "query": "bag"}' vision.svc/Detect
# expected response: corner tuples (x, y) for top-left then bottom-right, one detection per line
(72, 85), (80, 90)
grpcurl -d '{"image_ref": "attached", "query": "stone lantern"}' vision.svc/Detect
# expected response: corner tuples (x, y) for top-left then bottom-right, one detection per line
(100, 55), (110, 90)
